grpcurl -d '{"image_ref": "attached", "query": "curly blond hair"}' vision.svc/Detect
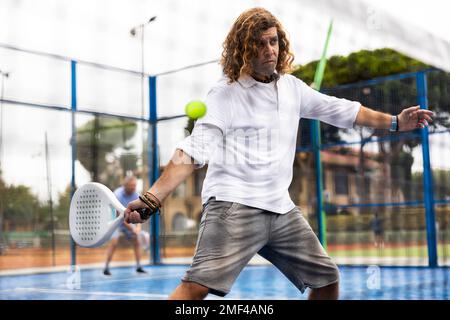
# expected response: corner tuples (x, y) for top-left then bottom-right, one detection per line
(221, 8), (295, 83)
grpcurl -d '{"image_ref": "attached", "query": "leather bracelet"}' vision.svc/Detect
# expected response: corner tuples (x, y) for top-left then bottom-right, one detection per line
(141, 194), (157, 209)
(143, 191), (162, 208)
(139, 195), (158, 211)
(139, 192), (161, 210)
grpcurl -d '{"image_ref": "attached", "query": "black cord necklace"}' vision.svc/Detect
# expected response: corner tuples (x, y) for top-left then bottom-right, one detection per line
(252, 73), (279, 83)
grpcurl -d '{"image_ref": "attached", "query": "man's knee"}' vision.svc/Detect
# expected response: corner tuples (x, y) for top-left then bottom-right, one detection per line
(325, 280), (339, 296)
(308, 263), (340, 299)
(182, 281), (210, 298)
(169, 281), (209, 300)
(309, 280), (339, 300)
(331, 264), (340, 283)
(326, 280), (339, 290)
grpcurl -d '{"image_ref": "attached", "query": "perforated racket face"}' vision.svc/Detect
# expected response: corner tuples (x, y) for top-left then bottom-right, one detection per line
(69, 183), (122, 247)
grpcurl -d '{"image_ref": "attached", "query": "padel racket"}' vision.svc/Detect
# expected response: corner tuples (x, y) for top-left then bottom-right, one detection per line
(69, 182), (153, 248)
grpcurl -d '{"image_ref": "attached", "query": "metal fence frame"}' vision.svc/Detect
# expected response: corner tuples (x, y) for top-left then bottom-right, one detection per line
(299, 70), (449, 267)
(0, 43), (448, 267)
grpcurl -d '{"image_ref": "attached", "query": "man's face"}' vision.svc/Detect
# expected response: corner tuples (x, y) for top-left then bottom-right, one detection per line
(124, 179), (137, 195)
(251, 27), (279, 78)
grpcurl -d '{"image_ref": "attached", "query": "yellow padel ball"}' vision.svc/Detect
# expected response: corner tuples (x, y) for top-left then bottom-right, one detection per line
(185, 100), (207, 119)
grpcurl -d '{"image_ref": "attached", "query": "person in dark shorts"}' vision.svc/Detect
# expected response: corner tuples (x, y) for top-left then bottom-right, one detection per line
(103, 176), (147, 276)
(371, 212), (385, 249)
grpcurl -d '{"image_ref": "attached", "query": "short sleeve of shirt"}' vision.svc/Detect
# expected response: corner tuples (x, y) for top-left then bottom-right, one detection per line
(297, 78), (361, 129)
(176, 84), (231, 169)
(175, 123), (223, 169)
(195, 86), (232, 133)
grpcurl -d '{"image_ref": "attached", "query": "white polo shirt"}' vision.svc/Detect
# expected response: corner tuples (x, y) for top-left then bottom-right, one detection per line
(177, 73), (361, 214)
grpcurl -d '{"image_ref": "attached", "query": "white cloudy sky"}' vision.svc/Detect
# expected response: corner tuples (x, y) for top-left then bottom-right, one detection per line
(0, 0), (449, 201)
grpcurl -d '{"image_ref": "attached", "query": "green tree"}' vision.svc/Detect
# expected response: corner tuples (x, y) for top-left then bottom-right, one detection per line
(185, 118), (195, 135)
(76, 117), (138, 185)
(412, 169), (450, 200)
(292, 48), (450, 208)
(2, 184), (40, 230)
(291, 48), (429, 88)
(53, 185), (71, 229)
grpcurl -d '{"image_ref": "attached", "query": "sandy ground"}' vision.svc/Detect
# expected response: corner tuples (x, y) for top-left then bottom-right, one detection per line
(0, 246), (195, 270)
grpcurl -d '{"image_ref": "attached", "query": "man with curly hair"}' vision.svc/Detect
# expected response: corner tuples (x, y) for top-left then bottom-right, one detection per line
(124, 8), (434, 300)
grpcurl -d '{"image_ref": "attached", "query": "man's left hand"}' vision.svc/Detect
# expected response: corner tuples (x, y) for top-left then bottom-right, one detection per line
(398, 105), (434, 131)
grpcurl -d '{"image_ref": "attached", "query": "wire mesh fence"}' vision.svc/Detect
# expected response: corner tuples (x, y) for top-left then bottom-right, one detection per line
(0, 43), (449, 270)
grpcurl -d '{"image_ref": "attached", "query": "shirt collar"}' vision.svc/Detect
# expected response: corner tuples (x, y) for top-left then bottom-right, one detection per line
(237, 73), (280, 88)
(237, 74), (258, 88)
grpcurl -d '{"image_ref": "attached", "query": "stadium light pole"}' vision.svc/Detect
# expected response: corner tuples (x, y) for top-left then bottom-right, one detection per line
(0, 70), (10, 171)
(129, 16), (157, 187)
(130, 16), (157, 120)
(0, 70), (9, 255)
(130, 17), (157, 264)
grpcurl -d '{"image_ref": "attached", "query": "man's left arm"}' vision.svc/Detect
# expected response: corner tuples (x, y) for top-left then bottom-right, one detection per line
(355, 105), (434, 131)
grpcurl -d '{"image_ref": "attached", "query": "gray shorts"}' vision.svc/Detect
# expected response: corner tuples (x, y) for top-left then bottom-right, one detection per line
(182, 199), (339, 297)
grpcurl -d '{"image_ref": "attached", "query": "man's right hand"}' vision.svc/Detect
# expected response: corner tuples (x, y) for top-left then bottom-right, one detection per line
(124, 198), (150, 224)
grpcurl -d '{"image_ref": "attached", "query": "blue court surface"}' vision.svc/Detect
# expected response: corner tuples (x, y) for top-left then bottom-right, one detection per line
(0, 265), (449, 300)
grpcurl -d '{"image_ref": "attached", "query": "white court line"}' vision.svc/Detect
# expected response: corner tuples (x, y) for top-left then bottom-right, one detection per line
(0, 261), (139, 276)
(1, 287), (168, 299)
(0, 256), (270, 276)
(55, 273), (182, 288)
(0, 287), (277, 300)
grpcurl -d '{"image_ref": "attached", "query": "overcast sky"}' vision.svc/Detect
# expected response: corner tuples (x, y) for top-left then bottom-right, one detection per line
(0, 0), (449, 202)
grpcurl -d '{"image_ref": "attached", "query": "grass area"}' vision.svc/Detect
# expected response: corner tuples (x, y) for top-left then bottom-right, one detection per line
(328, 244), (450, 258)
(1, 243), (450, 270)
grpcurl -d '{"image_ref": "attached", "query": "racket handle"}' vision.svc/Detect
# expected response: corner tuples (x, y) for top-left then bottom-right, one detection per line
(135, 207), (157, 221)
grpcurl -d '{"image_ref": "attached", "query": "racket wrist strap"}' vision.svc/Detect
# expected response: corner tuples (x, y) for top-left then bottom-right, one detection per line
(139, 195), (156, 210)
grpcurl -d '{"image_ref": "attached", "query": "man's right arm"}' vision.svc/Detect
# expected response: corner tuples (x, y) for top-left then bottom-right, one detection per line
(124, 84), (227, 224)
(147, 149), (195, 202)
(124, 149), (195, 223)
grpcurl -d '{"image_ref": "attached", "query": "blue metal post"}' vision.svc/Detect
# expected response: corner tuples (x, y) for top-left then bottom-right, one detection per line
(416, 71), (438, 267)
(148, 76), (160, 264)
(311, 119), (326, 249)
(70, 60), (77, 266)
